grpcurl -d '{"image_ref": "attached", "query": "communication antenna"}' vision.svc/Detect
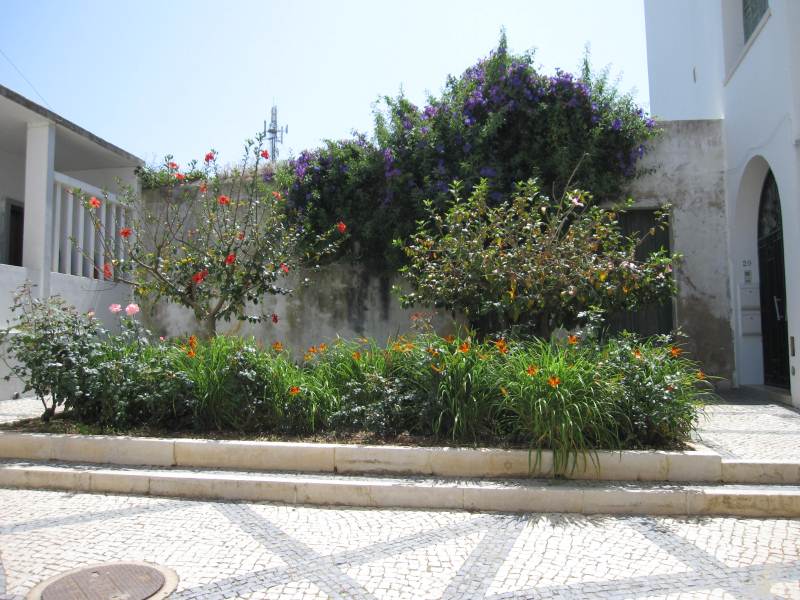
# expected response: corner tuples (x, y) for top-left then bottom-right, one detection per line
(264, 105), (287, 163)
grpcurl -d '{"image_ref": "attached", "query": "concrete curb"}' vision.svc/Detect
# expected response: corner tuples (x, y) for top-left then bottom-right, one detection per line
(0, 432), (724, 482)
(0, 431), (796, 484)
(0, 461), (798, 517)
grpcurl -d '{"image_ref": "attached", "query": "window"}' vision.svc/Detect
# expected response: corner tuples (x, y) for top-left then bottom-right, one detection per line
(743, 0), (768, 42)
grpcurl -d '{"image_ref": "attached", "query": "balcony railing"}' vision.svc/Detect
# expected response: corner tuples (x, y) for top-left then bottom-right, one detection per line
(51, 172), (127, 280)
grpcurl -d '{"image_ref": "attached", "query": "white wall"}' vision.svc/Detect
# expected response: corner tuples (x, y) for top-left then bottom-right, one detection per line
(628, 120), (733, 381)
(644, 0), (725, 120)
(722, 1), (800, 404)
(145, 262), (459, 357)
(62, 167), (139, 197)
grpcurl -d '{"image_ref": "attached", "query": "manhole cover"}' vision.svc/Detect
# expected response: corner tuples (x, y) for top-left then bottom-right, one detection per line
(27, 562), (178, 600)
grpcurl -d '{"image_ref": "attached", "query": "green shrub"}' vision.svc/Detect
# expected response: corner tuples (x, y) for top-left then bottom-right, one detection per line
(397, 179), (676, 338)
(281, 36), (658, 269)
(599, 333), (712, 448)
(3, 297), (711, 463)
(0, 285), (105, 421)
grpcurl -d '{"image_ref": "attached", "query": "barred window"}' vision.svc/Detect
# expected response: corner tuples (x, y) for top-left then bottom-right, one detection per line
(743, 0), (768, 42)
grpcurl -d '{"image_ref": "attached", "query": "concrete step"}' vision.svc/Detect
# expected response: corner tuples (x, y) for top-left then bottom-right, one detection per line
(1, 459), (799, 517)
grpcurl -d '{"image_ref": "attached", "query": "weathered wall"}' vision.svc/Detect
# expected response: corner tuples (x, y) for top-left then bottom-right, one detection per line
(145, 262), (458, 354)
(628, 119), (734, 381)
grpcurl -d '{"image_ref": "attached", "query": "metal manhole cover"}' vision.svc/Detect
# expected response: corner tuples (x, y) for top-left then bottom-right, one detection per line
(27, 562), (178, 600)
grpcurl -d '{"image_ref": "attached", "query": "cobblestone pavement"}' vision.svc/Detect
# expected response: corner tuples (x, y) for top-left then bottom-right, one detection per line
(695, 396), (800, 461)
(0, 397), (44, 425)
(0, 489), (797, 599)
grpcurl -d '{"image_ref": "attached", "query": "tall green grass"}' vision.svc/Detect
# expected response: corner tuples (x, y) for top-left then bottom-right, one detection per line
(63, 331), (713, 465)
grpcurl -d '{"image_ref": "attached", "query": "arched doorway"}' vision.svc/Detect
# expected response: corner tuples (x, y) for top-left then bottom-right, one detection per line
(757, 170), (790, 388)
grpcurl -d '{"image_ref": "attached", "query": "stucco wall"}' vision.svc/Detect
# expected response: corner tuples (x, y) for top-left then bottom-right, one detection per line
(145, 262), (458, 355)
(628, 119), (734, 381)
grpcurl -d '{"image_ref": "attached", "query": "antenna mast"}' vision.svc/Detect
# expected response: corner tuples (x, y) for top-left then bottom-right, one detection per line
(264, 105), (287, 164)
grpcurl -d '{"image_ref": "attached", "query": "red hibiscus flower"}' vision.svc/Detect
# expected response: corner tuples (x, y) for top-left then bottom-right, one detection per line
(218, 195), (230, 206)
(279, 263), (289, 274)
(260, 150), (270, 159)
(199, 182), (208, 193)
(225, 253), (236, 265)
(204, 151), (215, 163)
(168, 161), (178, 170)
(271, 191), (283, 201)
(337, 221), (347, 234)
(89, 197), (101, 209)
(174, 173), (185, 181)
(192, 269), (208, 284)
(271, 313), (279, 324)
(119, 227), (132, 238)
(237, 231), (245, 240)
(103, 262), (113, 279)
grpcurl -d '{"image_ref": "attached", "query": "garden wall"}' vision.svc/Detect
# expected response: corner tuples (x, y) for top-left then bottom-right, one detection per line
(144, 261), (459, 354)
(148, 120), (734, 379)
(628, 119), (734, 382)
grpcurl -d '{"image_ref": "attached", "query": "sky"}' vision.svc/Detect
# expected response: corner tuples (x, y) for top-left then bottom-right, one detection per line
(1, 0), (650, 168)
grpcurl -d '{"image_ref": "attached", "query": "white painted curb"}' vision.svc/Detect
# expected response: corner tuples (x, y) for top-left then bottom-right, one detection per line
(0, 432), (729, 482)
(0, 461), (798, 517)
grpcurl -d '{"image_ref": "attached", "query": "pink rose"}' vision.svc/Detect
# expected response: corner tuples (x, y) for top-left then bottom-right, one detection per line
(109, 304), (122, 314)
(125, 303), (140, 316)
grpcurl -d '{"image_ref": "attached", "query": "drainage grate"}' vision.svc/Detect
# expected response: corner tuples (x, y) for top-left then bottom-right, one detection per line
(29, 562), (177, 600)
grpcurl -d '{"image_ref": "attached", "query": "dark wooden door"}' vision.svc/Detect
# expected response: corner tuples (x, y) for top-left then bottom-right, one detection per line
(8, 203), (23, 267)
(607, 210), (674, 336)
(758, 171), (790, 388)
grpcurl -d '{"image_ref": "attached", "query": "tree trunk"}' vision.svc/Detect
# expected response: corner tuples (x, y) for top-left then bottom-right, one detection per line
(200, 316), (217, 339)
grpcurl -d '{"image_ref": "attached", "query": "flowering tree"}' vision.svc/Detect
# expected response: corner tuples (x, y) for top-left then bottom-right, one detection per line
(279, 34), (658, 269)
(82, 133), (344, 337)
(396, 179), (677, 338)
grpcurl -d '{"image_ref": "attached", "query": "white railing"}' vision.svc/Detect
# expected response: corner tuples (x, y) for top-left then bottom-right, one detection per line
(51, 172), (127, 280)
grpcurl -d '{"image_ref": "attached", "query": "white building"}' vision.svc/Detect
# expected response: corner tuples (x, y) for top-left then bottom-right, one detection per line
(644, 0), (799, 406)
(0, 84), (139, 332)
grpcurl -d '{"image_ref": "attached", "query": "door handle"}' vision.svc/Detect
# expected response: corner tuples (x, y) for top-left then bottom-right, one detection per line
(774, 296), (783, 321)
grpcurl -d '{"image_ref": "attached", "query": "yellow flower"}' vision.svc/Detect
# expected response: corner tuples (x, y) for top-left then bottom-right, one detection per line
(288, 386), (301, 396)
(271, 341), (283, 352)
(526, 365), (539, 376)
(352, 351), (361, 361)
(670, 346), (683, 358)
(317, 343), (328, 352)
(443, 335), (455, 343)
(567, 335), (578, 345)
(431, 363), (443, 373)
(633, 349), (643, 360)
(598, 271), (608, 282)
(500, 386), (508, 397)
(458, 341), (470, 353)
(547, 376), (561, 388)
(303, 353), (314, 361)
(696, 371), (706, 380)
(426, 346), (440, 358)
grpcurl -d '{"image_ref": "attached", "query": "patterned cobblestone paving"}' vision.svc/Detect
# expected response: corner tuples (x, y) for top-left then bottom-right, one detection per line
(0, 489), (797, 599)
(695, 399), (800, 461)
(0, 397), (45, 425)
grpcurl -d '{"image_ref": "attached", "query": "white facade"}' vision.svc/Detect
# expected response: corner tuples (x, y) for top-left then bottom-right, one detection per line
(0, 85), (140, 339)
(645, 0), (800, 406)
